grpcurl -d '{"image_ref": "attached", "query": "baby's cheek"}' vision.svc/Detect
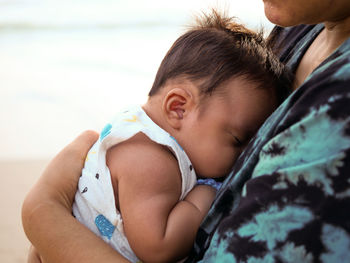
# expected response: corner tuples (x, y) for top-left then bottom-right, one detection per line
(209, 157), (234, 177)
(192, 145), (235, 177)
(222, 150), (239, 172)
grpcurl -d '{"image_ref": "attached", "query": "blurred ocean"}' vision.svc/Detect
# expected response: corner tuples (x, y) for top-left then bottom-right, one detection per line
(0, 0), (272, 159)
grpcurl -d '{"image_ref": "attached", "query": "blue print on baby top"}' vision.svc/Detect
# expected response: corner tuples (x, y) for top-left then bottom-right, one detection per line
(95, 214), (116, 240)
(170, 135), (184, 151)
(100, 123), (112, 141)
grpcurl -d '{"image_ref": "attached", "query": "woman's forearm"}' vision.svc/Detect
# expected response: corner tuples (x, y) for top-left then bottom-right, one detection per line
(22, 131), (129, 263)
(23, 199), (129, 263)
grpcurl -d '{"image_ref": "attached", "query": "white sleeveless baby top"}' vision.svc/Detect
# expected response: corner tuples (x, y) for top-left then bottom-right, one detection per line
(72, 105), (197, 262)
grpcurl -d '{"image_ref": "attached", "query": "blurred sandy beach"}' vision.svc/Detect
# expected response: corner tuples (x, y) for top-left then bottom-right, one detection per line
(0, 159), (48, 262)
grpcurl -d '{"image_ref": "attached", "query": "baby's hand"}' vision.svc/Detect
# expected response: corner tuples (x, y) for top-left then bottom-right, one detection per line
(184, 184), (216, 217)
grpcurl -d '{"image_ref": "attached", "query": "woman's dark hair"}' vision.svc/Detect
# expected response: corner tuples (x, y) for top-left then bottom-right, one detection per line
(148, 9), (292, 104)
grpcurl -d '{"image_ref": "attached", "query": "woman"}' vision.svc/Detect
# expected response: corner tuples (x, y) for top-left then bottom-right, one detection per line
(22, 0), (350, 262)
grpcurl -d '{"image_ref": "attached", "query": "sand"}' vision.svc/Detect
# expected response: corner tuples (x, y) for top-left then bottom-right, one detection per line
(0, 159), (49, 263)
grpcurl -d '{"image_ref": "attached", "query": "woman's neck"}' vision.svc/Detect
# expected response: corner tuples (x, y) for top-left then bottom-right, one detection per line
(293, 15), (350, 90)
(323, 15), (350, 51)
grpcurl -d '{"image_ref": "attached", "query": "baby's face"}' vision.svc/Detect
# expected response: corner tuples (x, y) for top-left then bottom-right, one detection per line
(178, 77), (277, 178)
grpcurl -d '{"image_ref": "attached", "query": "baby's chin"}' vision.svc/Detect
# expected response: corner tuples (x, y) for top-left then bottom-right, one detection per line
(197, 170), (230, 180)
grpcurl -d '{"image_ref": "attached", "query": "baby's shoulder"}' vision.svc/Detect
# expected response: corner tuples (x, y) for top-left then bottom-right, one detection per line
(106, 132), (181, 188)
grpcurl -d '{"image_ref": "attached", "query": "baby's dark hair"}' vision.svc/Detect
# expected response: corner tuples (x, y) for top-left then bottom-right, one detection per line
(148, 9), (292, 104)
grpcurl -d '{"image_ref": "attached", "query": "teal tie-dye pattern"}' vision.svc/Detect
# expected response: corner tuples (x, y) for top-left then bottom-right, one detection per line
(250, 100), (350, 196)
(258, 101), (350, 171)
(246, 255), (275, 263)
(237, 205), (313, 250)
(333, 62), (350, 81)
(204, 237), (314, 263)
(278, 243), (313, 263)
(200, 232), (238, 263)
(320, 224), (350, 262)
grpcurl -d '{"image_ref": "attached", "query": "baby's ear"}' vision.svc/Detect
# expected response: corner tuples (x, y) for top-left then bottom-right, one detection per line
(162, 88), (195, 129)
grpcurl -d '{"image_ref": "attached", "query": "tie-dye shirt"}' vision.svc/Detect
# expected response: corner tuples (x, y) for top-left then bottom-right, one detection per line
(186, 24), (350, 262)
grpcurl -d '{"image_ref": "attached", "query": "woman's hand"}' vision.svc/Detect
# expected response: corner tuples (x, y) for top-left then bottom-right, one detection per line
(22, 131), (131, 263)
(22, 130), (98, 229)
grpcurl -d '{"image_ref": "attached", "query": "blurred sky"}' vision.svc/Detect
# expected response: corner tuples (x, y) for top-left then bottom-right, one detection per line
(0, 0), (272, 160)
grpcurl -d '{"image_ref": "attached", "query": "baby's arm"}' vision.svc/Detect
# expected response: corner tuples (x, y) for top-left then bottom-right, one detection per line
(182, 184), (216, 220)
(107, 134), (216, 262)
